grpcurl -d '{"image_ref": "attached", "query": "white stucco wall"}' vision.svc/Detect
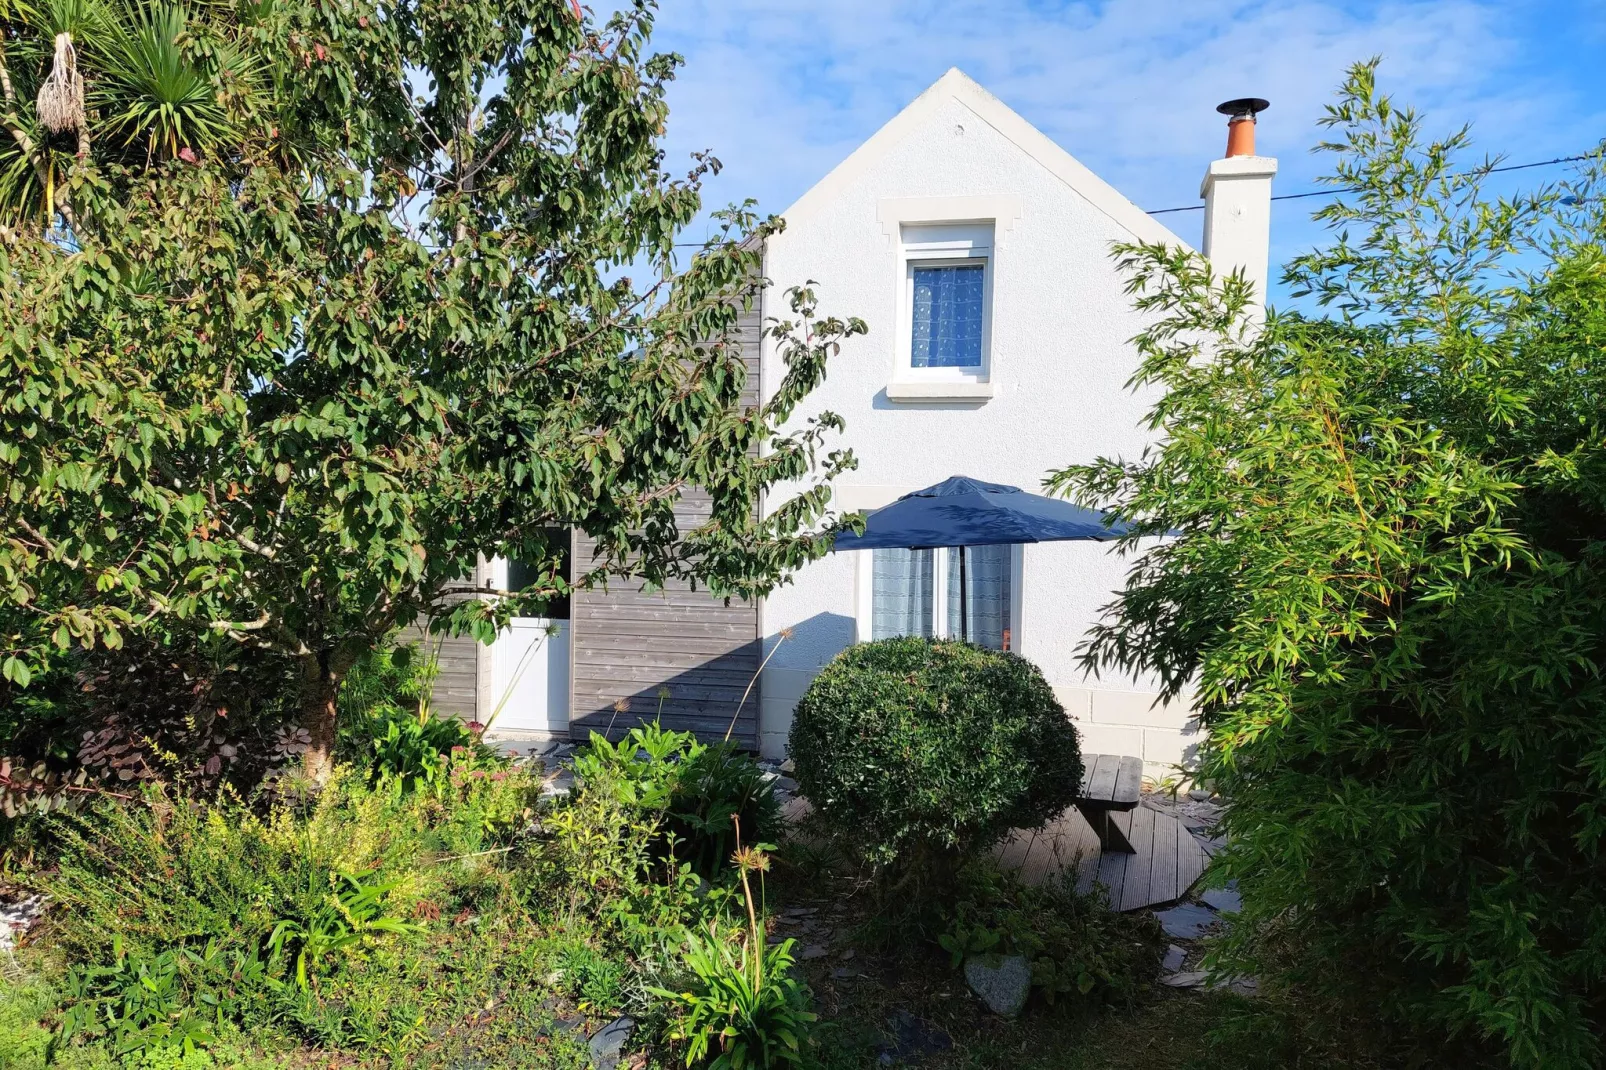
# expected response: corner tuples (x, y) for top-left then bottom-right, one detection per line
(755, 87), (1199, 776)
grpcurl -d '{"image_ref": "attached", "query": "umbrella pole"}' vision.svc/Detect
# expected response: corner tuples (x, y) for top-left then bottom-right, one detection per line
(959, 545), (968, 643)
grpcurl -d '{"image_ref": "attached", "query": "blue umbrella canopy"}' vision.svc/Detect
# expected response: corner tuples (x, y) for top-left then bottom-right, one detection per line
(831, 475), (1132, 551)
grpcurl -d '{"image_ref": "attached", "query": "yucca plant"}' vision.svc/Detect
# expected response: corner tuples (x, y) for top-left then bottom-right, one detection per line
(0, 0), (261, 224)
(94, 2), (236, 160)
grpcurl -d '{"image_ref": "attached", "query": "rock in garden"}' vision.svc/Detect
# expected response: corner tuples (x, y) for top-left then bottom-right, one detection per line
(1154, 902), (1219, 940)
(0, 895), (46, 957)
(589, 1016), (634, 1070)
(801, 944), (829, 960)
(1161, 970), (1209, 988)
(1162, 944), (1186, 973)
(964, 954), (1032, 1016)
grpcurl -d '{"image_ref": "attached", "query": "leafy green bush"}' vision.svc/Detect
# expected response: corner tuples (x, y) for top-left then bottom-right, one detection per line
(1048, 63), (1606, 1068)
(937, 863), (1163, 1009)
(789, 638), (1082, 879)
(652, 841), (815, 1070)
(266, 870), (419, 990)
(572, 723), (780, 879)
(34, 763), (539, 1057)
(59, 938), (265, 1058)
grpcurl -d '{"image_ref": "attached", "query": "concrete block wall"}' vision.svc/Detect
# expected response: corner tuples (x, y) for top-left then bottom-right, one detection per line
(759, 666), (819, 758)
(1055, 686), (1200, 782)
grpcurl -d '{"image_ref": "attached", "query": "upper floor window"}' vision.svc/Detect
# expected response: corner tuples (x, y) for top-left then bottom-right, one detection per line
(910, 262), (985, 369)
(898, 222), (994, 383)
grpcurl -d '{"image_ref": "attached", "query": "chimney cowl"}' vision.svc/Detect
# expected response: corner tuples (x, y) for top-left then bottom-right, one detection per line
(1217, 97), (1269, 158)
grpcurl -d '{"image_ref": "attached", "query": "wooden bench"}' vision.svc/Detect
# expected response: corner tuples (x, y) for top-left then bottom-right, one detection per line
(1073, 753), (1144, 854)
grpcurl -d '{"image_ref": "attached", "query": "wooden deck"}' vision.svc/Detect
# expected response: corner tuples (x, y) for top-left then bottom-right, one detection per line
(995, 802), (1210, 911)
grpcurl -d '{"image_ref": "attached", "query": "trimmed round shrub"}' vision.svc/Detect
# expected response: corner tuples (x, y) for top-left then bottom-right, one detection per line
(788, 637), (1083, 873)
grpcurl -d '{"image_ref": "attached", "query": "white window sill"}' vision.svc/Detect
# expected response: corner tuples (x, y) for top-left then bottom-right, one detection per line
(885, 381), (996, 402)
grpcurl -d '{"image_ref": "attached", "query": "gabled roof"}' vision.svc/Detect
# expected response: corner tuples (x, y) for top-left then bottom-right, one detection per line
(781, 68), (1189, 250)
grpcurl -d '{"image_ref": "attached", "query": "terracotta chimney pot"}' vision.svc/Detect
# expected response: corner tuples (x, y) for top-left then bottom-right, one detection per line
(1216, 97), (1269, 158)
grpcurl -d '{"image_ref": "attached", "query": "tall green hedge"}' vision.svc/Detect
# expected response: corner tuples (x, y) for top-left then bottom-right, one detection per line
(788, 638), (1082, 876)
(1049, 63), (1606, 1067)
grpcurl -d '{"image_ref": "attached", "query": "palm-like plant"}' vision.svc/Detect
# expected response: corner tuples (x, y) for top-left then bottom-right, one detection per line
(94, 3), (234, 161)
(0, 0), (262, 226)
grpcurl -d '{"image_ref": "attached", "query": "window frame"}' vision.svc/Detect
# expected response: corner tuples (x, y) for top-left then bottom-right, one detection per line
(895, 222), (995, 385)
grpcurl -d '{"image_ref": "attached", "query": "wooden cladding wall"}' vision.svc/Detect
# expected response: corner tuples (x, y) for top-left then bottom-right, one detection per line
(568, 296), (763, 747)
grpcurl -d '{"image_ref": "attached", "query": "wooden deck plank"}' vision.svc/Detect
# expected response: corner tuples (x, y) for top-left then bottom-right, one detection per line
(1176, 820), (1209, 900)
(1118, 805), (1156, 911)
(1093, 843), (1129, 907)
(998, 802), (1212, 913)
(1150, 804), (1180, 905)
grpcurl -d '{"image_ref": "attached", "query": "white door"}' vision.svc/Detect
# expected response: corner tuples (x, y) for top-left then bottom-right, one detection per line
(484, 553), (571, 736)
(488, 617), (570, 735)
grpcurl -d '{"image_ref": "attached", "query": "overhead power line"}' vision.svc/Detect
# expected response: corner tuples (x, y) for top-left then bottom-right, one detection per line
(668, 151), (1597, 244)
(1143, 152), (1594, 216)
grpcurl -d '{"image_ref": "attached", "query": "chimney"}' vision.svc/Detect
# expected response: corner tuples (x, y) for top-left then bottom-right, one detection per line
(1200, 97), (1277, 314)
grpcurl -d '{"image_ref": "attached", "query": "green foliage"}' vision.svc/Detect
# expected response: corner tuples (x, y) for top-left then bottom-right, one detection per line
(653, 928), (814, 1070)
(0, 0), (867, 783)
(265, 869), (419, 990)
(58, 937), (267, 1057)
(1048, 60), (1606, 1068)
(937, 863), (1163, 1009)
(364, 706), (480, 794)
(557, 941), (627, 1016)
(572, 723), (780, 879)
(788, 638), (1082, 879)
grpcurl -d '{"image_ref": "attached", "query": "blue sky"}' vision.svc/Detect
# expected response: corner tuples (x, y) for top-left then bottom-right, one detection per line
(638, 0), (1606, 305)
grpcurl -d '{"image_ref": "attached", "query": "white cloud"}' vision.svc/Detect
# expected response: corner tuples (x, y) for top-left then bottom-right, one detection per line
(636, 0), (1603, 290)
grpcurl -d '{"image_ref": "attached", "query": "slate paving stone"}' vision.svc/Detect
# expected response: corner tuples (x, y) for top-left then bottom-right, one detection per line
(1154, 902), (1220, 940)
(1162, 944), (1186, 973)
(589, 1016), (634, 1070)
(1200, 884), (1242, 913)
(875, 1009), (953, 1064)
(801, 944), (829, 960)
(1160, 970), (1209, 988)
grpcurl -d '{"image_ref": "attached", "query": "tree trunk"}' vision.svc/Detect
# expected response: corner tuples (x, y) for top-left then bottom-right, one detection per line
(300, 654), (343, 786)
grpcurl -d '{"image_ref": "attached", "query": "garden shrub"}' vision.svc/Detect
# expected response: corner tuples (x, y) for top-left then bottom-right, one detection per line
(571, 723), (780, 880)
(651, 842), (816, 1070)
(1047, 64), (1606, 1068)
(788, 638), (1082, 882)
(33, 760), (540, 1057)
(937, 862), (1164, 1009)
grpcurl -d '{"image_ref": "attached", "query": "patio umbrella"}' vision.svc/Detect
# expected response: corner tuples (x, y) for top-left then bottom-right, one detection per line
(831, 475), (1136, 643)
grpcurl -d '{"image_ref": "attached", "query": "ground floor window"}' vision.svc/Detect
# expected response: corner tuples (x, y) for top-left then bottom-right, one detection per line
(866, 544), (1014, 650)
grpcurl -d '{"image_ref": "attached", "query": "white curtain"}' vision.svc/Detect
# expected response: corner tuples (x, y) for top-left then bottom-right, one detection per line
(871, 548), (934, 639)
(946, 544), (1012, 649)
(910, 263), (985, 369)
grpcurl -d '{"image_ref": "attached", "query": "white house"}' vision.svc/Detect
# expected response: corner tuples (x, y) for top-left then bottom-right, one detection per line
(751, 69), (1277, 773)
(441, 69), (1275, 779)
